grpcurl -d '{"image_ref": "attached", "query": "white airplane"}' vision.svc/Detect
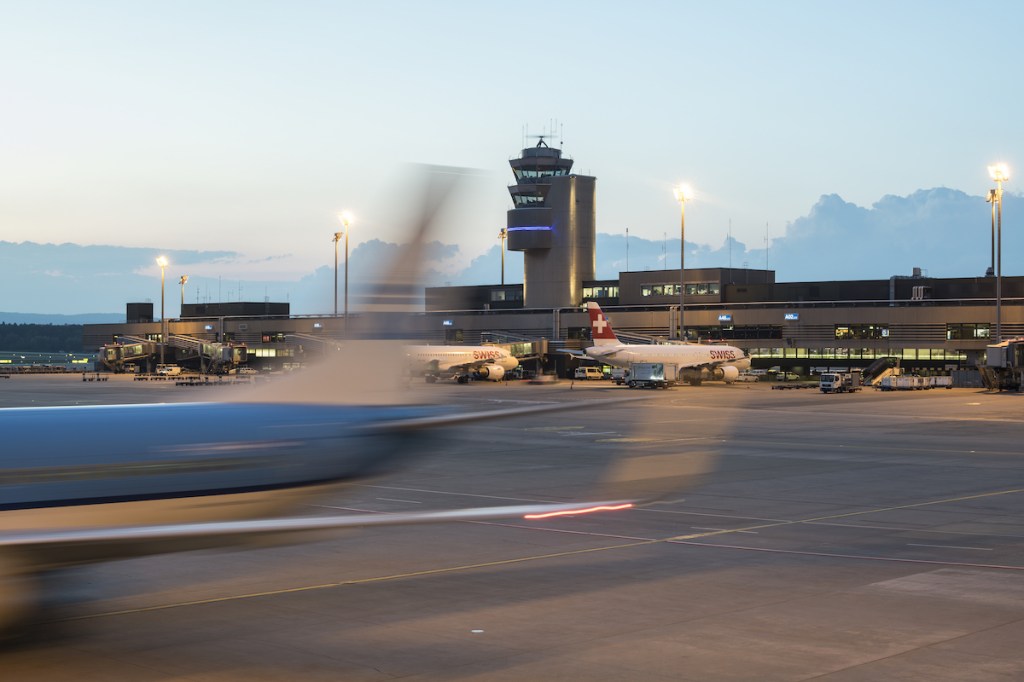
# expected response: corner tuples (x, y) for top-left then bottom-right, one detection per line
(584, 302), (750, 385)
(406, 344), (519, 383)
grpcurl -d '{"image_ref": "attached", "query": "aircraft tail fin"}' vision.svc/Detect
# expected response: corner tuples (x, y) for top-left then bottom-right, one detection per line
(587, 302), (620, 346)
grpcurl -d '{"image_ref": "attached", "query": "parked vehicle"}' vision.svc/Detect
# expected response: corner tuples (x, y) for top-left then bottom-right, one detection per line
(574, 366), (604, 380)
(155, 364), (182, 376)
(610, 367), (629, 385)
(734, 371), (760, 382)
(819, 371), (862, 393)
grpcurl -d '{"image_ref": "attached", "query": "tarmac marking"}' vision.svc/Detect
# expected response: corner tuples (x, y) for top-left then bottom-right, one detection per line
(374, 497), (422, 504)
(63, 486), (1024, 624)
(906, 543), (992, 551)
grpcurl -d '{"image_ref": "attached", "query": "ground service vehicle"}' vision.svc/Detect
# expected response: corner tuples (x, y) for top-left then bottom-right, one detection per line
(627, 362), (678, 389)
(574, 366), (604, 380)
(819, 371), (862, 393)
(155, 364), (182, 376)
(610, 367), (629, 384)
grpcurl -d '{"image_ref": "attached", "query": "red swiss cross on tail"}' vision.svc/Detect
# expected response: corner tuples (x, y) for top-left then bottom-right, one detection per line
(587, 301), (621, 346)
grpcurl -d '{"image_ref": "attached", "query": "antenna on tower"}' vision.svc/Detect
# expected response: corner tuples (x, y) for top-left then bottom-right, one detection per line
(560, 121), (564, 147)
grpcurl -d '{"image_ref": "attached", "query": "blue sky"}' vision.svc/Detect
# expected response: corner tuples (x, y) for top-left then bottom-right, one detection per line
(2, 1), (1021, 288)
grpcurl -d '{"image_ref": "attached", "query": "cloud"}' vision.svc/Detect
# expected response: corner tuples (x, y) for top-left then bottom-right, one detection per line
(1, 188), (1017, 317)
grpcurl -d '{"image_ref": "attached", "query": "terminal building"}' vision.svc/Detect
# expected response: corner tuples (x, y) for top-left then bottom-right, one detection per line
(83, 140), (1021, 377)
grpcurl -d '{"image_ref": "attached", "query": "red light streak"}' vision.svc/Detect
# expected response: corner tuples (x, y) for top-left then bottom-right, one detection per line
(524, 503), (634, 520)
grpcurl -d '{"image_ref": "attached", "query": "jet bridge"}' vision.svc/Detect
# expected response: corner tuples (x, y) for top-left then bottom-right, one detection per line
(167, 335), (248, 374)
(100, 336), (156, 373)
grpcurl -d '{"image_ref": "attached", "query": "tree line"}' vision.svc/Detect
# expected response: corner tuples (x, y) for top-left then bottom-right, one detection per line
(0, 323), (84, 352)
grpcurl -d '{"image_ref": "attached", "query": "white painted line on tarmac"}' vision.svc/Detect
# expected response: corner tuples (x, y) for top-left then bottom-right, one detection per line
(374, 498), (423, 504)
(692, 526), (758, 534)
(907, 543), (992, 551)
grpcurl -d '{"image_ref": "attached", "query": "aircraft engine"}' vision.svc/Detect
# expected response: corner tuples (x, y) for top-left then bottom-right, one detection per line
(474, 364), (506, 381)
(717, 365), (740, 383)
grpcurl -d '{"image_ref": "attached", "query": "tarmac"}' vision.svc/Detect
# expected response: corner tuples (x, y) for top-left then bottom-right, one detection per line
(2, 374), (1024, 680)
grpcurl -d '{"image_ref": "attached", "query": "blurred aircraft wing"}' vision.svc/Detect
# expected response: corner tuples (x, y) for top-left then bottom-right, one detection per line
(1, 500), (634, 569)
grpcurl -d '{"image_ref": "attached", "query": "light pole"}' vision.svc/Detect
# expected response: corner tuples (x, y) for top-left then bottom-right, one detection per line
(179, 275), (188, 311)
(337, 211), (353, 330)
(156, 256), (168, 366)
(498, 227), (508, 285)
(989, 163), (1010, 342)
(673, 185), (691, 341)
(986, 189), (997, 277)
(332, 231), (343, 317)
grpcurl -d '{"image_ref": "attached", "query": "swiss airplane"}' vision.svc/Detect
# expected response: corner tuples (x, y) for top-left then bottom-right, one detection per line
(406, 344), (519, 383)
(584, 302), (750, 384)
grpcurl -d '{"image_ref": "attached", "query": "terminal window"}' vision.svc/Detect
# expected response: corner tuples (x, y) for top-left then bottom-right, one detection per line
(946, 323), (990, 340)
(491, 289), (523, 302)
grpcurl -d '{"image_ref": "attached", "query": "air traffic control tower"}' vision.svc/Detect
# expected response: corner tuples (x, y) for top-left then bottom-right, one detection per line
(506, 138), (595, 309)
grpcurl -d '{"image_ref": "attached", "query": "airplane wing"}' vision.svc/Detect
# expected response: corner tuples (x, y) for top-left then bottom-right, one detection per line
(436, 357), (500, 373)
(0, 500), (635, 570)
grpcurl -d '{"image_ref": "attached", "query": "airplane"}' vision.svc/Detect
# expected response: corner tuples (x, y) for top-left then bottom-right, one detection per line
(0, 169), (649, 635)
(406, 344), (519, 383)
(583, 302), (750, 385)
(0, 394), (642, 633)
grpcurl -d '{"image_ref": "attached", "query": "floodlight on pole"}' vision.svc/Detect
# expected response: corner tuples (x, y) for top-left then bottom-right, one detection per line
(179, 275), (188, 310)
(156, 256), (169, 366)
(988, 163), (1010, 342)
(672, 184), (692, 341)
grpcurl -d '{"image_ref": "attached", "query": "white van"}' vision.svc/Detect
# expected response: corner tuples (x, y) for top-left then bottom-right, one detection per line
(574, 367), (604, 380)
(155, 364), (182, 376)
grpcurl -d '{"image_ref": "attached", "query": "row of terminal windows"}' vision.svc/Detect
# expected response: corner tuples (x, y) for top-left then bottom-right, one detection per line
(833, 323), (991, 340)
(583, 285), (619, 299)
(692, 325), (783, 340)
(835, 324), (889, 340)
(749, 347), (968, 361)
(641, 282), (721, 297)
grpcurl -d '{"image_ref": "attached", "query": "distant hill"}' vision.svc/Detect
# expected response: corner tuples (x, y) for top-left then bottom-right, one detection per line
(0, 323), (86, 352)
(0, 312), (124, 325)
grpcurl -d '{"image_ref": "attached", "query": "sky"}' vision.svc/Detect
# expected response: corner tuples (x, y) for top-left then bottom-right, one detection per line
(2, 1), (1022, 289)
